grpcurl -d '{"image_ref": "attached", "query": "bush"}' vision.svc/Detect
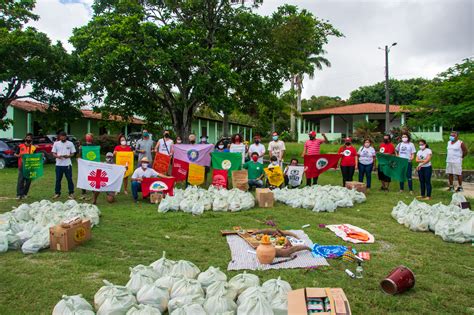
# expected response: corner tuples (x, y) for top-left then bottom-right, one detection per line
(390, 125), (411, 143)
(97, 134), (119, 154)
(353, 121), (382, 143)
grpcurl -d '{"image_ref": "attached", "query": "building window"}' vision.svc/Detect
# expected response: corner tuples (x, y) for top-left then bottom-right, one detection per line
(201, 127), (207, 137)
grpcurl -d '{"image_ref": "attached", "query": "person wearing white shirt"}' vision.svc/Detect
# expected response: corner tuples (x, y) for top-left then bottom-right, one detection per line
(131, 157), (160, 202)
(248, 135), (266, 164)
(446, 131), (468, 192)
(52, 131), (76, 199)
(395, 133), (416, 193)
(268, 132), (286, 165)
(155, 131), (174, 156)
(357, 138), (376, 190)
(415, 139), (433, 200)
(229, 133), (247, 164)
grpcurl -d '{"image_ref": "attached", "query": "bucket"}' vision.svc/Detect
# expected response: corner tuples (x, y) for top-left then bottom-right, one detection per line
(380, 265), (415, 294)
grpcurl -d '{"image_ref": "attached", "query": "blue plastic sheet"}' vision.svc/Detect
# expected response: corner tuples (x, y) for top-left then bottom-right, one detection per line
(312, 244), (348, 258)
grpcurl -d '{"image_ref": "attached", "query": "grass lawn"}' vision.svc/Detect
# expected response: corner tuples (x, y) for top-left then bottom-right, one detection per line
(0, 164), (473, 314)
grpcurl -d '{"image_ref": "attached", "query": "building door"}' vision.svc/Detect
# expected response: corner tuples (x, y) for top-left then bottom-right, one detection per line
(374, 119), (385, 132)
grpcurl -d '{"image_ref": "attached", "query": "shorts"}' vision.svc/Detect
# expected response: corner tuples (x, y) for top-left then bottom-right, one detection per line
(446, 162), (462, 176)
(377, 165), (391, 182)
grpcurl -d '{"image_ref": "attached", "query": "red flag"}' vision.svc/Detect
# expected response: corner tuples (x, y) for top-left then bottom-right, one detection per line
(304, 154), (341, 179)
(153, 152), (171, 174)
(141, 177), (176, 197)
(212, 169), (228, 189)
(172, 159), (189, 182)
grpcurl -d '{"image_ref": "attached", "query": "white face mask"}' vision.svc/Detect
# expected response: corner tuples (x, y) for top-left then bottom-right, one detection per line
(218, 145), (224, 149)
(176, 140), (182, 144)
(142, 163), (149, 169)
(271, 161), (278, 166)
(402, 137), (408, 143)
(364, 143), (370, 148)
(419, 145), (425, 150)
(120, 140), (126, 145)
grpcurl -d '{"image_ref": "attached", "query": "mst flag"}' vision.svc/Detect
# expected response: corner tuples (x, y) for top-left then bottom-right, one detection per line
(212, 169), (228, 189)
(376, 153), (408, 182)
(287, 166), (305, 187)
(153, 152), (171, 174)
(211, 152), (242, 176)
(77, 159), (125, 192)
(304, 154), (341, 179)
(22, 153), (43, 180)
(141, 177), (175, 197)
(116, 151), (134, 177)
(188, 163), (205, 186)
(82, 146), (101, 162)
(172, 159), (189, 182)
(264, 166), (284, 187)
(173, 144), (214, 166)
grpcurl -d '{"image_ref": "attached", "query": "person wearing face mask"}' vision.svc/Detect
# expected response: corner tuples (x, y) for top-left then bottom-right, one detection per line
(131, 157), (161, 203)
(52, 131), (77, 199)
(415, 139), (433, 200)
(92, 152), (116, 205)
(78, 133), (95, 200)
(229, 133), (247, 164)
(214, 139), (229, 152)
(337, 137), (358, 187)
(301, 131), (328, 186)
(248, 135), (266, 164)
(243, 152), (264, 189)
(155, 130), (174, 157)
(446, 131), (468, 192)
(188, 134), (197, 145)
(395, 133), (416, 193)
(14, 133), (37, 200)
(175, 136), (183, 144)
(114, 135), (132, 194)
(135, 130), (154, 163)
(378, 134), (396, 191)
(357, 138), (376, 191)
(199, 135), (209, 145)
(268, 132), (286, 166)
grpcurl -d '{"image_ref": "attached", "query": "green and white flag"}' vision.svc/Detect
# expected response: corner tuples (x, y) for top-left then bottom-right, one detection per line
(82, 145), (101, 162)
(211, 152), (242, 176)
(22, 153), (44, 180)
(376, 153), (409, 182)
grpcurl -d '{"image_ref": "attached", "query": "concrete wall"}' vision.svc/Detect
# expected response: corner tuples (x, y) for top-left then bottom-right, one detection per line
(191, 118), (253, 144)
(0, 106), (14, 139)
(13, 108), (28, 139)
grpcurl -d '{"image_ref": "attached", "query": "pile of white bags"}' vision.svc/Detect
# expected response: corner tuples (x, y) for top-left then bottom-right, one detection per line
(157, 186), (255, 215)
(0, 200), (100, 254)
(53, 255), (292, 314)
(391, 193), (474, 243)
(273, 185), (366, 212)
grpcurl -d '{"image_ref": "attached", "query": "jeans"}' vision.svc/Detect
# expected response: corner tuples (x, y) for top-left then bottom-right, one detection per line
(418, 166), (432, 197)
(400, 162), (413, 191)
(358, 163), (373, 188)
(248, 179), (264, 189)
(55, 165), (74, 195)
(306, 177), (318, 186)
(131, 181), (142, 201)
(17, 169), (32, 197)
(341, 166), (355, 187)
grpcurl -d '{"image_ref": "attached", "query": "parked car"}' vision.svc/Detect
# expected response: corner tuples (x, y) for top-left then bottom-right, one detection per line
(126, 132), (143, 151)
(46, 134), (80, 154)
(33, 136), (55, 163)
(0, 140), (18, 169)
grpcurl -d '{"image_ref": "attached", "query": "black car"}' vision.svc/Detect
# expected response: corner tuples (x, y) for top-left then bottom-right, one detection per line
(0, 140), (18, 169)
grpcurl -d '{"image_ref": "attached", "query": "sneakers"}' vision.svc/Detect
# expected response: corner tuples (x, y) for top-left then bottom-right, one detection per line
(52, 194), (61, 199)
(456, 186), (463, 192)
(447, 186), (455, 192)
(422, 197), (432, 200)
(79, 195), (87, 200)
(68, 194), (75, 200)
(16, 196), (22, 200)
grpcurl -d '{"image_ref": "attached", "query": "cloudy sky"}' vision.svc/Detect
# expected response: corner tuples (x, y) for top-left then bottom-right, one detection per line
(30, 0), (473, 99)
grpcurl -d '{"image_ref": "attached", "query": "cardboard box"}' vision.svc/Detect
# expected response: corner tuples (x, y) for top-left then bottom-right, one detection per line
(345, 181), (367, 193)
(256, 188), (274, 208)
(232, 170), (249, 191)
(49, 219), (91, 252)
(288, 287), (351, 315)
(150, 192), (163, 204)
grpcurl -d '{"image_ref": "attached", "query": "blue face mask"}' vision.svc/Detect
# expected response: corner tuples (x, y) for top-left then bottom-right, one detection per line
(449, 136), (455, 142)
(272, 136), (278, 141)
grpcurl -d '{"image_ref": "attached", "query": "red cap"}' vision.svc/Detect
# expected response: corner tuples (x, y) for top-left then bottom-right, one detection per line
(309, 131), (316, 137)
(344, 137), (352, 142)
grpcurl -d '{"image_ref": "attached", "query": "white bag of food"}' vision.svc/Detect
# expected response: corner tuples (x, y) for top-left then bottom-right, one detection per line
(158, 198), (171, 213)
(170, 278), (204, 299)
(236, 294), (272, 315)
(21, 226), (50, 254)
(154, 275), (184, 293)
(126, 265), (160, 294)
(94, 280), (131, 310)
(170, 260), (201, 279)
(262, 277), (292, 301)
(150, 251), (176, 277)
(136, 283), (169, 313)
(97, 291), (137, 315)
(206, 281), (238, 300)
(203, 295), (237, 314)
(228, 272), (260, 295)
(126, 304), (162, 315)
(170, 303), (206, 315)
(197, 266), (227, 290)
(168, 295), (205, 314)
(52, 294), (94, 315)
(237, 286), (266, 305)
(0, 232), (8, 253)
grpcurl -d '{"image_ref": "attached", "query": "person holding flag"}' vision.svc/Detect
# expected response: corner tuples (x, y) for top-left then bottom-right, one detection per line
(229, 133), (247, 165)
(214, 139), (229, 152)
(14, 133), (36, 200)
(395, 133), (416, 194)
(78, 133), (95, 200)
(243, 152), (264, 189)
(114, 135), (132, 194)
(155, 130), (174, 156)
(337, 137), (358, 187)
(301, 131), (328, 186)
(131, 157), (163, 203)
(91, 152), (117, 205)
(284, 158), (306, 188)
(378, 134), (396, 191)
(268, 132), (286, 166)
(52, 131), (76, 199)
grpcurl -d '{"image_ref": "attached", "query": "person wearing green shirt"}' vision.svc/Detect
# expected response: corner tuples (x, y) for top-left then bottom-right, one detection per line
(243, 152), (264, 189)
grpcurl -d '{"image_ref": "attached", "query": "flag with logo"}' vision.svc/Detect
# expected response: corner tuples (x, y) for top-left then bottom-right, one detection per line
(82, 146), (101, 162)
(141, 176), (176, 197)
(304, 154), (341, 179)
(77, 159), (125, 192)
(188, 163), (205, 186)
(211, 152), (242, 176)
(115, 151), (134, 177)
(22, 153), (43, 180)
(264, 166), (284, 187)
(153, 152), (171, 174)
(286, 166), (305, 187)
(212, 169), (228, 189)
(173, 144), (214, 166)
(172, 159), (189, 182)
(376, 153), (408, 182)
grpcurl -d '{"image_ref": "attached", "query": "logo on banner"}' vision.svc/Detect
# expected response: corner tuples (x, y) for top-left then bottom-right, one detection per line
(316, 158), (328, 170)
(380, 147), (385, 153)
(187, 149), (199, 162)
(221, 159), (232, 170)
(389, 160), (398, 169)
(87, 169), (109, 189)
(86, 150), (97, 161)
(213, 174), (226, 186)
(343, 149), (351, 157)
(149, 181), (169, 192)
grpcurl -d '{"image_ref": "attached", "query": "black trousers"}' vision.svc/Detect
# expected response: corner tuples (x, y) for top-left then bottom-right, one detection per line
(341, 165), (355, 187)
(17, 169), (32, 197)
(306, 177), (318, 186)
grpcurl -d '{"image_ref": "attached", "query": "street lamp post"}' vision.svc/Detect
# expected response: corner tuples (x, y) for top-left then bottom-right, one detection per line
(379, 42), (397, 134)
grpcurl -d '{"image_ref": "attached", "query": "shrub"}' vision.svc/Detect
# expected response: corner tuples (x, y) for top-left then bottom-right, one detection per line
(97, 134), (119, 154)
(353, 121), (382, 143)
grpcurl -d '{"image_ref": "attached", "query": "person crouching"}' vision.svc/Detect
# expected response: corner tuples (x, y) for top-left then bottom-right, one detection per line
(243, 152), (264, 189)
(131, 157), (160, 203)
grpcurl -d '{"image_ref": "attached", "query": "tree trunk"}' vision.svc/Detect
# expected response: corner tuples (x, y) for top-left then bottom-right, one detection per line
(223, 111), (229, 137)
(172, 109), (193, 143)
(289, 75), (296, 137)
(271, 112), (275, 133)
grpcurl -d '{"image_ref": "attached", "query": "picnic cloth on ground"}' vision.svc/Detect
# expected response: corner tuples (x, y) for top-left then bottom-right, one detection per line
(226, 230), (328, 271)
(326, 224), (375, 244)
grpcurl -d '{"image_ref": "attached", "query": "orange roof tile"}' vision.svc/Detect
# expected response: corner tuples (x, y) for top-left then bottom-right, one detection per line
(302, 103), (409, 116)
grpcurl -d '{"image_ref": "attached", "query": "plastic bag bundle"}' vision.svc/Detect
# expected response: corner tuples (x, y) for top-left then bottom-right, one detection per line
(0, 232), (8, 253)
(97, 291), (137, 315)
(167, 295), (205, 314)
(237, 286), (267, 305)
(197, 266), (227, 290)
(170, 260), (201, 279)
(136, 283), (169, 312)
(262, 277), (292, 301)
(21, 226), (51, 254)
(52, 294), (94, 315)
(450, 193), (467, 207)
(169, 303), (206, 315)
(203, 295), (237, 314)
(236, 294), (272, 315)
(150, 251), (176, 277)
(126, 265), (160, 294)
(228, 272), (260, 295)
(170, 278), (205, 299)
(126, 304), (162, 315)
(154, 275), (184, 293)
(206, 281), (238, 301)
(94, 280), (132, 310)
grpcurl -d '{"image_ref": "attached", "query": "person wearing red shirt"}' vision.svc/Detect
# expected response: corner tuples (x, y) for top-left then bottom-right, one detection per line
(378, 134), (396, 191)
(301, 131), (328, 186)
(113, 134), (132, 194)
(338, 137), (358, 187)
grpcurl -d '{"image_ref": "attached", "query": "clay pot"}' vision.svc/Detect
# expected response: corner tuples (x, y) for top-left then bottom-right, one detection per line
(256, 243), (276, 264)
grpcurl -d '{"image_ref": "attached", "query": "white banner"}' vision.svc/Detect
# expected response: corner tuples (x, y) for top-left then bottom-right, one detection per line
(287, 166), (305, 187)
(77, 159), (126, 192)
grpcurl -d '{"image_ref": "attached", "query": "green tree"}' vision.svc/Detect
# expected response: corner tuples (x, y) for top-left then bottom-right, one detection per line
(301, 95), (346, 112)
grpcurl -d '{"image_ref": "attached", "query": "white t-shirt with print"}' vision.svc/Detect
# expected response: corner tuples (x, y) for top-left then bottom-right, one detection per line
(52, 140), (76, 166)
(131, 167), (159, 180)
(416, 148), (432, 167)
(358, 146), (376, 165)
(229, 143), (247, 164)
(268, 140), (286, 160)
(157, 138), (174, 155)
(248, 143), (266, 164)
(396, 142), (416, 160)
